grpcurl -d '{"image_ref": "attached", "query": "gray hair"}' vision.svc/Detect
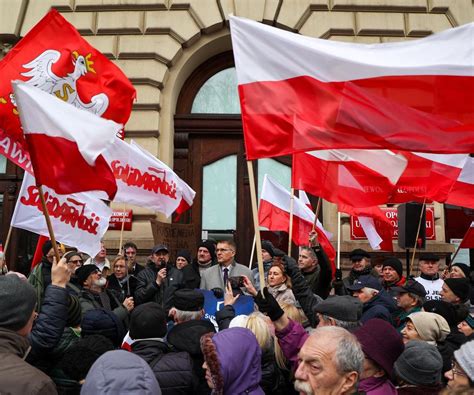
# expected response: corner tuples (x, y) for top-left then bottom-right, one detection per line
(312, 326), (364, 376)
(320, 314), (361, 331)
(170, 307), (202, 322)
(409, 293), (425, 307)
(300, 246), (317, 261)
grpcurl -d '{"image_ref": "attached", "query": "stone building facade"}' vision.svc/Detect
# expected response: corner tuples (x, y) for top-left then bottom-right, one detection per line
(0, 0), (472, 271)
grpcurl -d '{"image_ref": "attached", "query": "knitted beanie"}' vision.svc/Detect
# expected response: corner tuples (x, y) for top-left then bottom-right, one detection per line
(382, 257), (403, 278)
(454, 340), (474, 382)
(444, 278), (471, 302)
(129, 302), (167, 340)
(451, 263), (470, 278)
(198, 240), (216, 261)
(408, 312), (451, 343)
(394, 340), (443, 386)
(0, 275), (37, 331)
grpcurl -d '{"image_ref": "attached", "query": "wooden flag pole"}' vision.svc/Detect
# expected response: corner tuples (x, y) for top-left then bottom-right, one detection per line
(409, 199), (427, 277)
(312, 197), (322, 232)
(246, 161), (265, 294)
(248, 233), (256, 268)
(337, 211), (342, 269)
(38, 185), (61, 262)
(118, 204), (127, 254)
(3, 225), (13, 257)
(288, 188), (295, 255)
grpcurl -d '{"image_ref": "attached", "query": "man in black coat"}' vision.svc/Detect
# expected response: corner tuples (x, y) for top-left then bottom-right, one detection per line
(130, 302), (196, 394)
(135, 244), (184, 310)
(167, 289), (215, 395)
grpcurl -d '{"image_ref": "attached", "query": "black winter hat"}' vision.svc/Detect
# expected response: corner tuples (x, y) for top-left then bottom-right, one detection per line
(75, 265), (99, 286)
(198, 240), (216, 261)
(261, 240), (275, 257)
(129, 302), (167, 340)
(81, 308), (125, 347)
(172, 289), (204, 311)
(422, 300), (457, 327)
(383, 257), (403, 278)
(176, 249), (192, 264)
(444, 278), (471, 302)
(451, 263), (470, 278)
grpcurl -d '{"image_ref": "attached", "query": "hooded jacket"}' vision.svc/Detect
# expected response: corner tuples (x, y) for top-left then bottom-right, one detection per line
(0, 328), (58, 395)
(132, 338), (196, 394)
(361, 289), (397, 324)
(202, 328), (264, 395)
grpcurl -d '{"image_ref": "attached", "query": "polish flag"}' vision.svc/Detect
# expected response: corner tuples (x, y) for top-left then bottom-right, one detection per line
(292, 149), (407, 208)
(298, 190), (313, 210)
(340, 204), (393, 252)
(230, 17), (474, 159)
(391, 153), (469, 204)
(445, 156), (474, 209)
(460, 222), (474, 249)
(259, 175), (335, 270)
(13, 81), (119, 200)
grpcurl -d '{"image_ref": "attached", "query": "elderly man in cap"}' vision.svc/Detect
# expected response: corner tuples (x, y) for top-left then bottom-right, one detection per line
(347, 275), (396, 324)
(76, 265), (133, 324)
(167, 289), (215, 395)
(334, 248), (378, 296)
(392, 278), (427, 332)
(0, 257), (71, 394)
(354, 318), (404, 394)
(135, 244), (184, 309)
(414, 252), (443, 301)
(441, 277), (471, 306)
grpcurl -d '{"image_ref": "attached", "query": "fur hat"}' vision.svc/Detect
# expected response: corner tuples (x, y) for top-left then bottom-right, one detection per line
(0, 275), (37, 331)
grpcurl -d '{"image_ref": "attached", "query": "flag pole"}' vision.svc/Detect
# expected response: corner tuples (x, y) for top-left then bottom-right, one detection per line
(246, 161), (265, 295)
(312, 197), (322, 231)
(248, 233), (256, 269)
(409, 199), (427, 277)
(0, 225), (12, 274)
(118, 204), (127, 254)
(288, 188), (295, 255)
(37, 185), (61, 262)
(337, 211), (341, 269)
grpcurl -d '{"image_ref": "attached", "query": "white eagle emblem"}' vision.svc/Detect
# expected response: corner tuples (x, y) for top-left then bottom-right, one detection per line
(20, 49), (109, 116)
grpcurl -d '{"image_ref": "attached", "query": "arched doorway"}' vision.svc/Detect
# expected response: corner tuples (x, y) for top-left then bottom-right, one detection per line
(174, 52), (292, 265)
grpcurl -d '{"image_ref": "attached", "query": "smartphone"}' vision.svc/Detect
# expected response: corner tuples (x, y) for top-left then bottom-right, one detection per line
(228, 276), (245, 288)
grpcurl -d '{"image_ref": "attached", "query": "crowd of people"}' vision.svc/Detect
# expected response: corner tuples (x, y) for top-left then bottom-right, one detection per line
(0, 234), (473, 394)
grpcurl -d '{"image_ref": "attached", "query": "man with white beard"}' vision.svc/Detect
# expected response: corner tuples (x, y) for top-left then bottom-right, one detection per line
(76, 265), (134, 325)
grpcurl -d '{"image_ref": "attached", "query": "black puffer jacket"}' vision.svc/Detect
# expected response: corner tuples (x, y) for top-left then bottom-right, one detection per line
(132, 339), (196, 395)
(167, 320), (216, 395)
(135, 262), (184, 310)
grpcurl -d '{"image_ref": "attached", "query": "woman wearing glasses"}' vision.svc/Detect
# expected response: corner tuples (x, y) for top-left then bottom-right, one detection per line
(445, 340), (474, 390)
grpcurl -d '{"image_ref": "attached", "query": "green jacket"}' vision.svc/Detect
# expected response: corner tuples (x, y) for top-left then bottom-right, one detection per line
(393, 306), (422, 332)
(28, 262), (45, 312)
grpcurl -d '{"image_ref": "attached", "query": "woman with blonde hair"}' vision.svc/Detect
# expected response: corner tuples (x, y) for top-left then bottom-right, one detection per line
(106, 255), (138, 302)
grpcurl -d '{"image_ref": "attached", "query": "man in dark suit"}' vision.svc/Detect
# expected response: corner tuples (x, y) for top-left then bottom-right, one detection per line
(199, 240), (253, 291)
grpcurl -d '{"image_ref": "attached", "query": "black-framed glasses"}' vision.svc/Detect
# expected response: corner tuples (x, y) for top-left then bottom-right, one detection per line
(451, 361), (468, 377)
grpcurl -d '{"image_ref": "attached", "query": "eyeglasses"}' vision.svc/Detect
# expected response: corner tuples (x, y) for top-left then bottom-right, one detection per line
(451, 361), (468, 377)
(68, 259), (83, 264)
(216, 248), (234, 253)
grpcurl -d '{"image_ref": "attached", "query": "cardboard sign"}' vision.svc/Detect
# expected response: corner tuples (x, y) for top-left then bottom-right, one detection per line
(150, 219), (197, 259)
(350, 207), (436, 240)
(108, 210), (133, 231)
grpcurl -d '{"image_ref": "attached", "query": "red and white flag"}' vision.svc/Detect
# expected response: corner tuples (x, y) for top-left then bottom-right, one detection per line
(0, 9), (135, 169)
(103, 138), (195, 217)
(391, 152), (469, 204)
(445, 156), (474, 209)
(11, 172), (112, 258)
(259, 175), (335, 269)
(460, 222), (474, 249)
(230, 17), (474, 159)
(13, 81), (119, 200)
(298, 190), (313, 210)
(340, 204), (393, 252)
(293, 149), (407, 208)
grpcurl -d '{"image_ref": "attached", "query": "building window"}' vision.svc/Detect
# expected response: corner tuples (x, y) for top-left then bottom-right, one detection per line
(0, 156), (7, 173)
(191, 67), (240, 114)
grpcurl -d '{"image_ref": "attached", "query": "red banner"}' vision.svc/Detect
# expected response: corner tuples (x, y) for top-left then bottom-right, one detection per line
(108, 210), (133, 231)
(350, 207), (435, 240)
